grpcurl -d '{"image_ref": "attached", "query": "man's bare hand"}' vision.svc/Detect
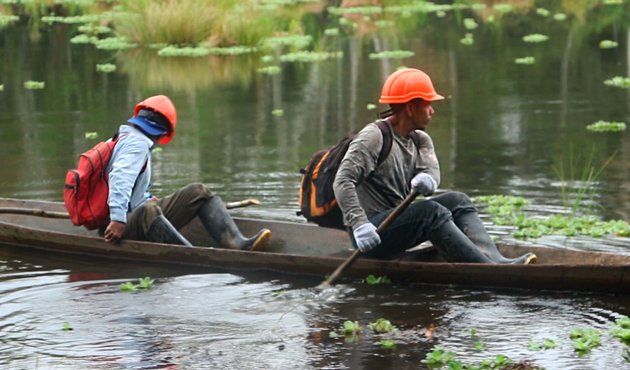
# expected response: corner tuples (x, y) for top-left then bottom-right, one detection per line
(104, 221), (126, 244)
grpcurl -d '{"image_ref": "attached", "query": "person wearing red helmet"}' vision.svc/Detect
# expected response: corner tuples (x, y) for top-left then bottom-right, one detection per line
(103, 95), (271, 251)
(333, 68), (535, 264)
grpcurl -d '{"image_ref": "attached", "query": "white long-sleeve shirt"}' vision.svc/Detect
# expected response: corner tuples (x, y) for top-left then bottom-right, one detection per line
(106, 125), (153, 224)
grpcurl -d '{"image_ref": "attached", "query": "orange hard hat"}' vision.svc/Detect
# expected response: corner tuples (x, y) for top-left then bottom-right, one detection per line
(378, 68), (444, 104)
(133, 95), (177, 145)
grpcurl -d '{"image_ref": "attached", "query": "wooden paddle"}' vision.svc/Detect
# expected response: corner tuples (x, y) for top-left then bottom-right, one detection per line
(0, 198), (262, 219)
(316, 190), (419, 290)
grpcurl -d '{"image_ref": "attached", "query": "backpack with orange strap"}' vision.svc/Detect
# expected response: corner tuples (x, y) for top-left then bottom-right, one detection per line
(297, 121), (419, 229)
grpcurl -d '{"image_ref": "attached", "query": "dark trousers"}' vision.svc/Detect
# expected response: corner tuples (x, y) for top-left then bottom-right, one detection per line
(356, 192), (478, 259)
(123, 183), (214, 241)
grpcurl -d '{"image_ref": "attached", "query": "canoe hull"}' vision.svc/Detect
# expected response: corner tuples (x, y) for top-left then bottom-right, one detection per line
(1, 198), (629, 294)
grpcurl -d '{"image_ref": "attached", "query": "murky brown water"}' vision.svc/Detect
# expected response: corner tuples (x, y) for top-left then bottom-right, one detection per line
(1, 2), (630, 369)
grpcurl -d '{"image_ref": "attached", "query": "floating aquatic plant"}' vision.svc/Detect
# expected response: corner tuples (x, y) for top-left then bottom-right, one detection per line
(515, 56), (535, 64)
(41, 14), (103, 24)
(324, 28), (339, 36)
(279, 51), (342, 62)
(599, 40), (618, 49)
(78, 24), (111, 35)
(24, 80), (45, 89)
(0, 14), (19, 30)
(158, 46), (210, 57)
(494, 4), (513, 13)
(586, 120), (626, 132)
(0, 84), (3, 92)
(523, 34), (549, 43)
(554, 13), (567, 21)
(261, 35), (312, 50)
(327, 6), (382, 16)
(368, 318), (397, 333)
(84, 132), (98, 139)
(604, 76), (630, 88)
(364, 274), (391, 285)
(94, 37), (137, 51)
(70, 34), (98, 44)
(379, 339), (396, 349)
(119, 277), (154, 292)
(528, 338), (557, 351)
(473, 194), (630, 239)
(611, 315), (630, 345)
(536, 8), (550, 17)
(603, 0), (623, 4)
(62, 321), (73, 331)
(570, 327), (601, 356)
(208, 46), (256, 55)
(368, 50), (414, 60)
(460, 33), (474, 46)
(96, 63), (116, 73)
(257, 65), (281, 75)
(343, 320), (361, 335)
(463, 18), (478, 30)
(271, 109), (284, 116)
(366, 103), (376, 110)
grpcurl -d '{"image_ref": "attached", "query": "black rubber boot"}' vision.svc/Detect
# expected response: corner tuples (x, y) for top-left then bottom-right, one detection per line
(197, 196), (271, 251)
(455, 212), (537, 265)
(147, 215), (193, 246)
(428, 220), (495, 263)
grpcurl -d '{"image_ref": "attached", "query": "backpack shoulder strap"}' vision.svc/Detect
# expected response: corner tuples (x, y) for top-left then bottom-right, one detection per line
(409, 130), (421, 150)
(375, 120), (393, 165)
(374, 121), (422, 165)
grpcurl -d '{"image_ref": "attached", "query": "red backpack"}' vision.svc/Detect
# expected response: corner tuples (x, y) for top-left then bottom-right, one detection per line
(63, 134), (120, 230)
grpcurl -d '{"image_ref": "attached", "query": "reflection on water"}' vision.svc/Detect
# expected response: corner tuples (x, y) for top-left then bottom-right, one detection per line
(1, 246), (630, 369)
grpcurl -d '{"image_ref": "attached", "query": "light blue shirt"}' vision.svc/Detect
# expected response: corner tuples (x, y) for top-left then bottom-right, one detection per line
(106, 125), (153, 223)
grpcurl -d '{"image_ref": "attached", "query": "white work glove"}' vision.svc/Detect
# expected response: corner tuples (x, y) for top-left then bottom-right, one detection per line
(353, 223), (381, 253)
(411, 173), (437, 196)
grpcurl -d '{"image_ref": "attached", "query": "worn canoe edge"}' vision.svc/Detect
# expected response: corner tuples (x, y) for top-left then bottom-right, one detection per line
(0, 197), (629, 294)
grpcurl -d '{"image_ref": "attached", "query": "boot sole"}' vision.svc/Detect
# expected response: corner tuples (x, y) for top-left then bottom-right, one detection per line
(249, 229), (272, 251)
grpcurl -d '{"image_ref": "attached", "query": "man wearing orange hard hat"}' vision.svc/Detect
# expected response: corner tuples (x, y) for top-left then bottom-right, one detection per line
(103, 95), (270, 250)
(333, 68), (536, 264)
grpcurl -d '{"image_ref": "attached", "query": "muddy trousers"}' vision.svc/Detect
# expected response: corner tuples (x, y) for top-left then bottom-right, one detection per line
(122, 183), (270, 250)
(123, 183), (213, 242)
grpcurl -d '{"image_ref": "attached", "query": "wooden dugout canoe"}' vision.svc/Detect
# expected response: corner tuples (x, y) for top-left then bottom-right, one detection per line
(0, 197), (629, 294)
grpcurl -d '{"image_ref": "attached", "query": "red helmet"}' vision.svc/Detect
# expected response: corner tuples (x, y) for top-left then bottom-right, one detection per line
(379, 68), (444, 104)
(133, 95), (177, 145)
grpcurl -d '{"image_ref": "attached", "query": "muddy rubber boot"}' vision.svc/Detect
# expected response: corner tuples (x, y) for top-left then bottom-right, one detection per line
(197, 196), (271, 251)
(147, 215), (193, 246)
(428, 220), (495, 263)
(455, 212), (537, 265)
